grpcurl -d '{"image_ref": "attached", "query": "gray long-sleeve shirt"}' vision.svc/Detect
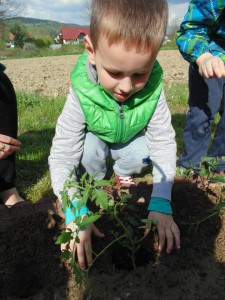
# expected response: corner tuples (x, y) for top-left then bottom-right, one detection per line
(49, 61), (177, 205)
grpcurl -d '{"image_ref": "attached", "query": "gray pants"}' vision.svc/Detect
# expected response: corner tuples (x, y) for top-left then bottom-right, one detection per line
(81, 131), (149, 180)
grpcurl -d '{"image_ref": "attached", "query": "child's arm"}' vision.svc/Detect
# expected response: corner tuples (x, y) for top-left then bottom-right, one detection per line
(49, 88), (86, 203)
(176, 2), (225, 65)
(196, 53), (225, 78)
(49, 88), (104, 266)
(145, 88), (180, 252)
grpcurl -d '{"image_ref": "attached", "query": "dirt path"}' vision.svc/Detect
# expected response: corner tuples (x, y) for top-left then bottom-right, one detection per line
(3, 50), (189, 98)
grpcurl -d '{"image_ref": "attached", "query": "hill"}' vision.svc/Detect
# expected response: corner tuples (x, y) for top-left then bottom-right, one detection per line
(3, 17), (85, 39)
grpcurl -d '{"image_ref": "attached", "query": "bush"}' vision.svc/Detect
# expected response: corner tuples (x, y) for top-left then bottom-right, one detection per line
(33, 38), (48, 48)
(23, 42), (36, 51)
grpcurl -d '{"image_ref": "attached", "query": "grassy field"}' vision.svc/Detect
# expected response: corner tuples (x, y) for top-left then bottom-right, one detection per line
(16, 83), (190, 201)
(16, 92), (65, 201)
(0, 44), (85, 60)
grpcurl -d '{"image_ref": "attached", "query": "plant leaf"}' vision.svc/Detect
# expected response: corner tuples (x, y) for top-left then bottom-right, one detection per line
(94, 180), (111, 187)
(108, 199), (115, 207)
(81, 188), (90, 204)
(199, 169), (207, 177)
(91, 189), (109, 210)
(209, 175), (225, 183)
(60, 250), (72, 260)
(55, 231), (73, 244)
(79, 214), (101, 230)
(212, 201), (225, 211)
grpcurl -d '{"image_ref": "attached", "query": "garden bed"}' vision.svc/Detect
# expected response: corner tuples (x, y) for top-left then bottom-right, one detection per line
(0, 179), (225, 300)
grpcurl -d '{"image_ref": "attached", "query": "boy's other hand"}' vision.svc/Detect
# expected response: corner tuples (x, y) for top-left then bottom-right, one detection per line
(61, 220), (105, 270)
(196, 53), (225, 79)
(0, 134), (21, 159)
(146, 211), (180, 254)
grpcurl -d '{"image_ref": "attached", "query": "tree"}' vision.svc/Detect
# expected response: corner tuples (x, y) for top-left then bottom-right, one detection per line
(0, 0), (26, 33)
(168, 17), (181, 40)
(0, 0), (25, 19)
(10, 22), (27, 48)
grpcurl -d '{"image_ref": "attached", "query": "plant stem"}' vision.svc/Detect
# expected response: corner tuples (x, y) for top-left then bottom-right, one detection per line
(194, 211), (218, 226)
(91, 234), (127, 266)
(111, 211), (137, 269)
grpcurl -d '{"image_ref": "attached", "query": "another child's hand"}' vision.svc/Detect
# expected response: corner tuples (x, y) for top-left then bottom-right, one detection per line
(196, 53), (225, 78)
(61, 220), (104, 269)
(0, 134), (21, 159)
(146, 211), (180, 254)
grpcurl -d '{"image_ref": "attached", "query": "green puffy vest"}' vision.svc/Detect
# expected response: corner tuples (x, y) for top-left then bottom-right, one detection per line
(71, 52), (163, 143)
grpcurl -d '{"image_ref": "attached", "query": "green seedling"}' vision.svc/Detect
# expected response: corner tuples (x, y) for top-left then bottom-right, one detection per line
(179, 157), (225, 227)
(56, 170), (155, 286)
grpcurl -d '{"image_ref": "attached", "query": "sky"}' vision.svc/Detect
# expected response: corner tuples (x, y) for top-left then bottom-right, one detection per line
(20, 0), (190, 26)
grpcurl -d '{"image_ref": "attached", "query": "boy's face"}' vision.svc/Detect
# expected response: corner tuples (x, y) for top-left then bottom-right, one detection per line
(85, 35), (157, 102)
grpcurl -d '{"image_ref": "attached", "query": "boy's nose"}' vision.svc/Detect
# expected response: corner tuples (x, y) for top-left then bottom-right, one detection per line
(119, 77), (133, 93)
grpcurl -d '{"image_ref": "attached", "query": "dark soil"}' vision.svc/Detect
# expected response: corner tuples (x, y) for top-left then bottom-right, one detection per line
(0, 179), (225, 300)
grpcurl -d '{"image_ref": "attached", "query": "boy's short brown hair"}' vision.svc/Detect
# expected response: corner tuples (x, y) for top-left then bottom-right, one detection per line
(90, 0), (168, 53)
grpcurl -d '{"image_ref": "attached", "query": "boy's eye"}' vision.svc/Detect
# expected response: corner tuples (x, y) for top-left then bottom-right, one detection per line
(133, 73), (147, 78)
(106, 70), (122, 76)
(106, 70), (148, 78)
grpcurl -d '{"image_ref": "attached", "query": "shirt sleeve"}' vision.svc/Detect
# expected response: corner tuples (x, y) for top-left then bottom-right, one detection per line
(48, 87), (86, 203)
(145, 88), (176, 202)
(176, 0), (225, 63)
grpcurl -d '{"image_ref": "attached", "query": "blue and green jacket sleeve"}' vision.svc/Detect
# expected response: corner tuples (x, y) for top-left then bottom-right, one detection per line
(176, 0), (225, 63)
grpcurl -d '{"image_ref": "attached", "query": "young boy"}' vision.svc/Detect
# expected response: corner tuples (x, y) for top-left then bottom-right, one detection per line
(49, 0), (180, 269)
(176, 0), (225, 173)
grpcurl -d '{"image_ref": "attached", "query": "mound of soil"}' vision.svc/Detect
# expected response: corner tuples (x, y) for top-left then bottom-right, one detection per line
(0, 179), (224, 300)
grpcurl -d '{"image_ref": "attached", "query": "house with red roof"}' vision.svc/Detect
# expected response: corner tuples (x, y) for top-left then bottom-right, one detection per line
(7, 32), (33, 48)
(58, 26), (90, 45)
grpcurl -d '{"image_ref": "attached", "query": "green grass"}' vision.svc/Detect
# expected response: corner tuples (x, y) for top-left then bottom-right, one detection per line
(161, 39), (178, 50)
(0, 38), (178, 61)
(16, 82), (219, 201)
(165, 83), (189, 154)
(0, 44), (85, 60)
(16, 92), (65, 201)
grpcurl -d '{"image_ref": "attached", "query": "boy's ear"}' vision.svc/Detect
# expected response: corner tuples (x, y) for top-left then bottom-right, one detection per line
(84, 35), (96, 65)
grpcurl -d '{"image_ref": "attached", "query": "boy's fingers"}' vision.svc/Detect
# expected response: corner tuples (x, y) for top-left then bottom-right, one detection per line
(77, 244), (86, 269)
(165, 228), (173, 254)
(92, 224), (105, 237)
(157, 227), (165, 252)
(220, 68), (225, 77)
(0, 134), (21, 146)
(60, 243), (66, 251)
(171, 225), (181, 250)
(84, 243), (93, 267)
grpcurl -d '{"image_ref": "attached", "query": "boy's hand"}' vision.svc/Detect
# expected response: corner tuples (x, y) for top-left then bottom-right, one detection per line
(0, 134), (21, 159)
(196, 53), (225, 79)
(61, 220), (104, 270)
(146, 211), (180, 254)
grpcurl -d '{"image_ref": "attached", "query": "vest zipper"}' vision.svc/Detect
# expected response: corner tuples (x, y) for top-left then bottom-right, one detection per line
(117, 103), (124, 142)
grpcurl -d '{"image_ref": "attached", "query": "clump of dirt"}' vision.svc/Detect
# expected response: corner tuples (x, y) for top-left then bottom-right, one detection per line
(0, 180), (224, 300)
